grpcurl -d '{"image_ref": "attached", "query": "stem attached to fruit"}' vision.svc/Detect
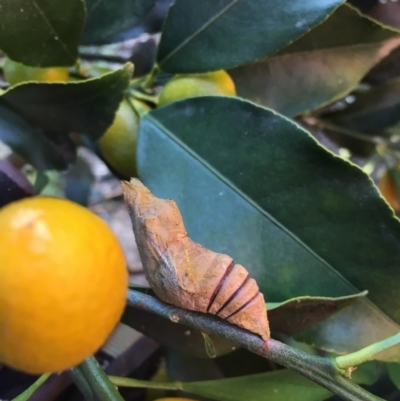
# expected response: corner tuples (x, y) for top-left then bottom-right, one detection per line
(127, 290), (385, 401)
(142, 64), (161, 90)
(11, 373), (50, 401)
(130, 89), (159, 105)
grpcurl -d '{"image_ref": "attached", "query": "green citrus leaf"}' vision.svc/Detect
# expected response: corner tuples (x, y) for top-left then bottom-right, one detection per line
(183, 370), (332, 401)
(324, 78), (400, 134)
(136, 96), (400, 361)
(387, 362), (400, 390)
(366, 45), (400, 84)
(166, 349), (225, 381)
(1, 63), (133, 141)
(157, 0), (344, 73)
(0, 160), (33, 207)
(81, 0), (157, 44)
(181, 364), (379, 401)
(64, 155), (94, 205)
(112, 360), (380, 401)
(0, 0), (85, 67)
(351, 361), (381, 387)
(33, 171), (50, 195)
(0, 104), (70, 170)
(229, 4), (400, 116)
(267, 292), (366, 336)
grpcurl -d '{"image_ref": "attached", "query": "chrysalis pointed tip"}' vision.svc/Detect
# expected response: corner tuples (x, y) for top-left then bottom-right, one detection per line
(121, 180), (136, 205)
(121, 178), (151, 205)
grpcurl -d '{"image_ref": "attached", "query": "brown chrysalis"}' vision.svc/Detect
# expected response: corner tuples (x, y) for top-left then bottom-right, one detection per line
(122, 178), (270, 340)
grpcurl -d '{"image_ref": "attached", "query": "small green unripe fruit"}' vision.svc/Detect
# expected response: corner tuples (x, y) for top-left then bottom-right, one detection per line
(3, 57), (69, 85)
(98, 99), (150, 178)
(158, 70), (236, 107)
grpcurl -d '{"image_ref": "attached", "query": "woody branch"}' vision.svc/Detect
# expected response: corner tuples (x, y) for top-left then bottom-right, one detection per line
(127, 289), (384, 401)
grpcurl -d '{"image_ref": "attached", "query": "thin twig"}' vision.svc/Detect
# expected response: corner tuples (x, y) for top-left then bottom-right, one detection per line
(127, 290), (383, 401)
(142, 64), (160, 90)
(302, 117), (382, 145)
(11, 374), (50, 401)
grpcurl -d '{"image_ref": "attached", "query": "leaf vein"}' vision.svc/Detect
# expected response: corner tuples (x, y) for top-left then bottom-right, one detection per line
(159, 0), (242, 68)
(30, 0), (74, 62)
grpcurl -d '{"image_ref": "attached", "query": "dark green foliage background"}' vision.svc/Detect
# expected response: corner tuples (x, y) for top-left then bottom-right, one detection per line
(1, 0), (400, 400)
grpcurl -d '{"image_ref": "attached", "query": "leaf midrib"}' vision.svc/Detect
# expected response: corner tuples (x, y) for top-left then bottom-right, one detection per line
(158, 0), (242, 68)
(146, 114), (356, 288)
(31, 0), (75, 62)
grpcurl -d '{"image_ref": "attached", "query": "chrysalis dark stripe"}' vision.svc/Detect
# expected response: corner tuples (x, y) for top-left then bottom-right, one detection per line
(207, 260), (235, 312)
(215, 274), (250, 316)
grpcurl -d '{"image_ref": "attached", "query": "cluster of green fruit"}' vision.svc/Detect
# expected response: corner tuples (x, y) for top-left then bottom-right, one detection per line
(99, 69), (236, 178)
(1, 57), (236, 178)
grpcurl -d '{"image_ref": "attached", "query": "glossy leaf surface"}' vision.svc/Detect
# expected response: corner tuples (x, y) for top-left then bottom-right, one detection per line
(387, 363), (400, 390)
(114, 367), (379, 401)
(0, 160), (32, 207)
(229, 4), (400, 116)
(182, 370), (331, 401)
(325, 78), (400, 133)
(2, 64), (133, 141)
(137, 96), (400, 360)
(157, 0), (344, 73)
(0, 105), (69, 170)
(267, 292), (366, 336)
(181, 365), (378, 401)
(0, 0), (85, 66)
(64, 155), (94, 205)
(81, 0), (157, 44)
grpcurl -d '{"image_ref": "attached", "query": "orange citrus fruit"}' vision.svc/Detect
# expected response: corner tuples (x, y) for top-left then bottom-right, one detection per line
(98, 98), (150, 178)
(3, 57), (69, 85)
(0, 197), (128, 374)
(158, 70), (236, 107)
(379, 168), (400, 212)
